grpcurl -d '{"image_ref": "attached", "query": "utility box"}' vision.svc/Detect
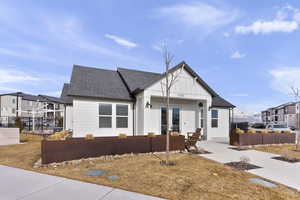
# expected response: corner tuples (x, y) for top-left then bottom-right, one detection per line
(0, 128), (19, 146)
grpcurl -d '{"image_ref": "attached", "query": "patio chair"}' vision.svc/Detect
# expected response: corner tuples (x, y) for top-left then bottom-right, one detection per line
(185, 128), (202, 152)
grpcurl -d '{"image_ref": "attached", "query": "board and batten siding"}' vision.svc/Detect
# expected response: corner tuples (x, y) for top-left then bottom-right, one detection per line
(65, 105), (73, 130)
(73, 97), (133, 137)
(208, 108), (230, 140)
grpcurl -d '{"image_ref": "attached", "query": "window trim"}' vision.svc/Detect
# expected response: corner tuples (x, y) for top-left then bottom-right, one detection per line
(116, 104), (128, 128)
(211, 109), (218, 128)
(99, 103), (112, 128)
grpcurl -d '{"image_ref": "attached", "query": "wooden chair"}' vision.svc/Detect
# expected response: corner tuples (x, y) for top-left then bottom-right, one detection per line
(185, 128), (202, 152)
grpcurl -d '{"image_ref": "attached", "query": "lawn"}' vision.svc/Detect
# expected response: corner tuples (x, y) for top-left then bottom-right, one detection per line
(0, 135), (300, 200)
(253, 144), (300, 160)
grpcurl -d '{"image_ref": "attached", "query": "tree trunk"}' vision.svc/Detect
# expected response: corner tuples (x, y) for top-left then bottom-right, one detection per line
(166, 62), (170, 165)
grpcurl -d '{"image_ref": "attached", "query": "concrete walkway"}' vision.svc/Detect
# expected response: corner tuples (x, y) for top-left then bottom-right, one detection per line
(198, 140), (300, 191)
(0, 165), (164, 200)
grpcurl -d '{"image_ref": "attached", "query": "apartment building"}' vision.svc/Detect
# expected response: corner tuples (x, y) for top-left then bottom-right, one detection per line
(0, 92), (65, 130)
(261, 102), (300, 128)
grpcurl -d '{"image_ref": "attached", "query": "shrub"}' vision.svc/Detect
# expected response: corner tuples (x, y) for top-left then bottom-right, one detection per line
(118, 133), (127, 139)
(147, 132), (156, 137)
(284, 130), (291, 134)
(235, 128), (244, 134)
(247, 129), (256, 134)
(274, 130), (281, 134)
(20, 134), (29, 143)
(85, 134), (94, 140)
(261, 129), (269, 134)
(48, 134), (61, 141)
(281, 149), (297, 161)
(171, 131), (180, 136)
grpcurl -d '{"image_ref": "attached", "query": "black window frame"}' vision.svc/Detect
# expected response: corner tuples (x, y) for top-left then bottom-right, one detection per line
(116, 104), (128, 128)
(99, 103), (112, 128)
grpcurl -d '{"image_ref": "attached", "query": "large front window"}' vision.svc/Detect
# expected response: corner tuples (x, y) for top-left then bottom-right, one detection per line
(211, 109), (218, 128)
(99, 104), (112, 128)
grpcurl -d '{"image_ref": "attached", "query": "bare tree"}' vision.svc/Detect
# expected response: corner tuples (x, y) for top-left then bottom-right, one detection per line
(290, 86), (300, 151)
(160, 44), (184, 165)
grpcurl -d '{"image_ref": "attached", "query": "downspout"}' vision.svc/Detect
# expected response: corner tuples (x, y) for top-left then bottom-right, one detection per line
(133, 102), (135, 136)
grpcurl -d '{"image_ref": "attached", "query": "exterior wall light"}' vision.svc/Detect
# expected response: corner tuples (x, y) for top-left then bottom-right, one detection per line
(145, 101), (152, 108)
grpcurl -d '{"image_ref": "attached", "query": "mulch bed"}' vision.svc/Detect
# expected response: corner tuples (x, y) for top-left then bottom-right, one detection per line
(225, 161), (262, 171)
(272, 156), (300, 163)
(229, 147), (250, 151)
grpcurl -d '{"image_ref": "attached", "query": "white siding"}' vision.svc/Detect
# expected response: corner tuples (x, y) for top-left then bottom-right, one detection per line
(208, 108), (230, 140)
(73, 97), (133, 137)
(65, 105), (73, 130)
(145, 68), (212, 100)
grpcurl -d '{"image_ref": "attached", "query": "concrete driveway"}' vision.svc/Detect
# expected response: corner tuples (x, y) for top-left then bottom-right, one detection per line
(0, 165), (164, 200)
(198, 140), (300, 191)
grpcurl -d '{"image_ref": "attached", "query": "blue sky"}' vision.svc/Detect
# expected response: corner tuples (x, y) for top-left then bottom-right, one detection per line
(1, 0), (300, 112)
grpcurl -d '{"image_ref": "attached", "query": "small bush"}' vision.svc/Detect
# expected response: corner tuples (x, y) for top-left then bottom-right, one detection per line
(284, 130), (291, 134)
(235, 128), (244, 134)
(20, 134), (29, 143)
(85, 134), (94, 140)
(118, 133), (127, 139)
(171, 131), (180, 136)
(281, 149), (297, 161)
(147, 132), (156, 137)
(261, 129), (269, 134)
(247, 129), (256, 134)
(274, 130), (281, 134)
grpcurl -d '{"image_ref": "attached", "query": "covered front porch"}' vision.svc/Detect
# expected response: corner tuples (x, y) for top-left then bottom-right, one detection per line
(142, 96), (210, 139)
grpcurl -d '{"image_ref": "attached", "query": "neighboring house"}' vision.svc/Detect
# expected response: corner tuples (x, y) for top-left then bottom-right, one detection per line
(62, 61), (235, 140)
(0, 92), (65, 130)
(261, 102), (300, 128)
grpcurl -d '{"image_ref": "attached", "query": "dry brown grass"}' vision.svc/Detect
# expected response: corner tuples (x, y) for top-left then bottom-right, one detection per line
(0, 135), (300, 200)
(254, 144), (300, 160)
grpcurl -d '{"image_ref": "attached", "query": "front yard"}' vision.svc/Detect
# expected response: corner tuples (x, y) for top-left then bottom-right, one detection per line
(0, 135), (300, 200)
(254, 144), (300, 160)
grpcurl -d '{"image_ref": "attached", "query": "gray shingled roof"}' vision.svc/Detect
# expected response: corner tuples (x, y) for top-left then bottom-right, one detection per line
(212, 96), (235, 108)
(117, 68), (162, 93)
(68, 65), (132, 101)
(0, 92), (39, 101)
(38, 95), (65, 104)
(60, 83), (73, 105)
(67, 62), (234, 108)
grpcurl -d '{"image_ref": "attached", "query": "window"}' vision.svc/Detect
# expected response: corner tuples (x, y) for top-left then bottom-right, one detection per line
(99, 104), (112, 128)
(200, 108), (204, 128)
(116, 104), (128, 128)
(12, 108), (15, 114)
(12, 99), (16, 104)
(211, 109), (218, 128)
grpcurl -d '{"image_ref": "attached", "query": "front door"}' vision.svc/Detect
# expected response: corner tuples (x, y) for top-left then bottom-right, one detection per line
(160, 107), (180, 135)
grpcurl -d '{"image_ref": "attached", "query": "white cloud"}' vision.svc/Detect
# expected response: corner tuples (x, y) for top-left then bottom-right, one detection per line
(0, 68), (41, 84)
(231, 51), (245, 59)
(235, 5), (300, 34)
(157, 2), (239, 31)
(105, 34), (138, 49)
(269, 67), (300, 95)
(235, 20), (298, 34)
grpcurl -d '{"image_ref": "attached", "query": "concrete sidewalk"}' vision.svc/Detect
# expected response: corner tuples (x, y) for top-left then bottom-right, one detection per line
(198, 140), (300, 191)
(0, 165), (164, 200)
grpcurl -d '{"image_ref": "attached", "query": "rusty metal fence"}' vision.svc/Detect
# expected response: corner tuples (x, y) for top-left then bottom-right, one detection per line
(41, 135), (185, 164)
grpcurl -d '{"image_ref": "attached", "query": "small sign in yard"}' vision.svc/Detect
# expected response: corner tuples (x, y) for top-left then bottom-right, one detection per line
(249, 178), (277, 188)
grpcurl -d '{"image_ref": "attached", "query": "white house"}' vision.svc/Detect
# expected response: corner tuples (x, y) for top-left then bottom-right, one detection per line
(62, 61), (235, 140)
